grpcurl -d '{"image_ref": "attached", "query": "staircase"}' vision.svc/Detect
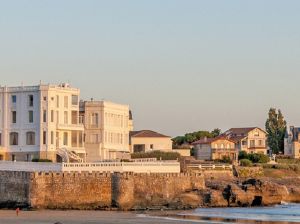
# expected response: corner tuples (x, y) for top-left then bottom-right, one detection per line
(56, 147), (83, 163)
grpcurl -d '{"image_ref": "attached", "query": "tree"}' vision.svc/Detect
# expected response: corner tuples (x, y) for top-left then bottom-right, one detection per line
(265, 108), (287, 154)
(172, 129), (222, 147)
(211, 128), (221, 137)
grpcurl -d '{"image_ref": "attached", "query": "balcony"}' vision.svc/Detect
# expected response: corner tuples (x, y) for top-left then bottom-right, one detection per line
(212, 148), (237, 153)
(56, 123), (84, 131)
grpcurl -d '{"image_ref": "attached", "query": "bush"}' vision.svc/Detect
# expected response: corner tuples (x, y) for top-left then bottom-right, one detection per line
(131, 150), (180, 160)
(240, 159), (253, 167)
(221, 156), (232, 164)
(238, 152), (270, 164)
(32, 158), (52, 162)
(238, 151), (248, 160)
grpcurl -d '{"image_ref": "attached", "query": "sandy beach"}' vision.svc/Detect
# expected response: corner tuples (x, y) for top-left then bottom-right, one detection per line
(0, 210), (197, 224)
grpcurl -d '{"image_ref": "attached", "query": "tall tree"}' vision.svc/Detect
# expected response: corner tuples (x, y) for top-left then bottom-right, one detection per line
(265, 108), (287, 154)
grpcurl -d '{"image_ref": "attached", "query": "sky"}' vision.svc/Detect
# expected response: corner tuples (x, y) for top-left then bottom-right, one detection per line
(0, 1), (300, 137)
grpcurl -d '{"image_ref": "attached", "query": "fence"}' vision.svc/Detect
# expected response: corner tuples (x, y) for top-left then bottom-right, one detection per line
(0, 161), (180, 173)
(186, 163), (233, 170)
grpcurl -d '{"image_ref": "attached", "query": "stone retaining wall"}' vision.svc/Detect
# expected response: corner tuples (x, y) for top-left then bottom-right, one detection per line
(0, 171), (205, 210)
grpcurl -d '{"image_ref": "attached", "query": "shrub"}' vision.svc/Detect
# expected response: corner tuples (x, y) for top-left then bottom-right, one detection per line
(221, 156), (232, 164)
(240, 159), (253, 167)
(131, 150), (180, 160)
(238, 151), (248, 160)
(32, 158), (52, 162)
(238, 152), (270, 164)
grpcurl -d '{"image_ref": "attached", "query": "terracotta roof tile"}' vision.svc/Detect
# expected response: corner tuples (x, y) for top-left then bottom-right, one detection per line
(130, 130), (170, 138)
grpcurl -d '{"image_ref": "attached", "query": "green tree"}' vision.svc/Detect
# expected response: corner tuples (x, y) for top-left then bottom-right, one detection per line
(211, 128), (221, 137)
(265, 108), (287, 154)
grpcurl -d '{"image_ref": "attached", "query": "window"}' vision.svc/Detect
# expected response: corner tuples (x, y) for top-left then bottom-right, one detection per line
(26, 132), (35, 145)
(79, 132), (83, 147)
(10, 132), (18, 145)
(72, 131), (77, 147)
(56, 132), (59, 147)
(63, 132), (68, 145)
(51, 110), (54, 123)
(259, 140), (263, 146)
(150, 144), (154, 149)
(12, 111), (17, 123)
(90, 134), (99, 144)
(56, 95), (59, 108)
(51, 131), (54, 145)
(71, 111), (78, 124)
(90, 113), (99, 127)
(64, 111), (68, 124)
(242, 140), (247, 146)
(0, 133), (2, 146)
(226, 144), (230, 149)
(43, 131), (46, 145)
(12, 154), (16, 161)
(43, 110), (47, 122)
(43, 96), (47, 101)
(56, 111), (59, 123)
(64, 96), (68, 108)
(28, 95), (34, 107)
(12, 95), (16, 103)
(29, 111), (33, 123)
(221, 144), (224, 149)
(72, 95), (78, 105)
(250, 140), (255, 147)
(254, 131), (259, 137)
(214, 144), (218, 148)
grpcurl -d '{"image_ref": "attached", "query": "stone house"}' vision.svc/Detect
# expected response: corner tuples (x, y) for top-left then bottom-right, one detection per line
(284, 126), (300, 158)
(192, 136), (237, 161)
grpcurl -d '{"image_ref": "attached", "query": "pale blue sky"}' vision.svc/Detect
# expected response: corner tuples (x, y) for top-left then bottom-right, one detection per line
(0, 1), (300, 136)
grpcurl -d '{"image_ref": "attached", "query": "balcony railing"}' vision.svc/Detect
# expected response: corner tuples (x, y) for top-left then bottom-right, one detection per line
(56, 123), (84, 130)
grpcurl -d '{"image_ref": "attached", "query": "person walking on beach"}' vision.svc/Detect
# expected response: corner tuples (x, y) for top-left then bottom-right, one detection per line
(15, 208), (20, 216)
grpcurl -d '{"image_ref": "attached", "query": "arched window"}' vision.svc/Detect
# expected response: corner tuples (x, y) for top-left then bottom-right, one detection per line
(10, 132), (18, 145)
(221, 144), (224, 149)
(26, 132), (35, 145)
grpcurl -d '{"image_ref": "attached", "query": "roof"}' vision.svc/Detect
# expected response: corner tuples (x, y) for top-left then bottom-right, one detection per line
(130, 130), (171, 138)
(225, 127), (258, 135)
(192, 136), (235, 145)
(224, 127), (266, 136)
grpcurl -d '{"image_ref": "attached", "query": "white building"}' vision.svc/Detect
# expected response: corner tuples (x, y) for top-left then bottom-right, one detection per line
(81, 100), (132, 161)
(0, 83), (85, 162)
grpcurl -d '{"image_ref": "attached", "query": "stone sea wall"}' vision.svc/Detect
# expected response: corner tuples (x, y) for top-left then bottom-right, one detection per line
(0, 171), (205, 210)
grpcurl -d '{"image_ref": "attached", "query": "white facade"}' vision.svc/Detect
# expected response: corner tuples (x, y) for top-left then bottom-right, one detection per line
(82, 100), (132, 161)
(0, 83), (85, 162)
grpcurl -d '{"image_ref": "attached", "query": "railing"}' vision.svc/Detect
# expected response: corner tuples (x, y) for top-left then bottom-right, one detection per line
(0, 161), (180, 173)
(62, 161), (180, 173)
(187, 164), (233, 170)
(56, 123), (84, 130)
(0, 161), (62, 172)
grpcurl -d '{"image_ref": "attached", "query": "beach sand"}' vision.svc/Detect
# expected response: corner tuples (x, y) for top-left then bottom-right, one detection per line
(0, 210), (195, 224)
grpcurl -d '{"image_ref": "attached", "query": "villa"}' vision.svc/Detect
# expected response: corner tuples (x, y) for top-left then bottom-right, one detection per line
(0, 83), (84, 162)
(192, 136), (237, 161)
(284, 126), (300, 158)
(129, 130), (172, 153)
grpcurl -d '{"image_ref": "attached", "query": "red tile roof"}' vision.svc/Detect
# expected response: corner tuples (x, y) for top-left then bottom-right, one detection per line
(130, 130), (170, 138)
